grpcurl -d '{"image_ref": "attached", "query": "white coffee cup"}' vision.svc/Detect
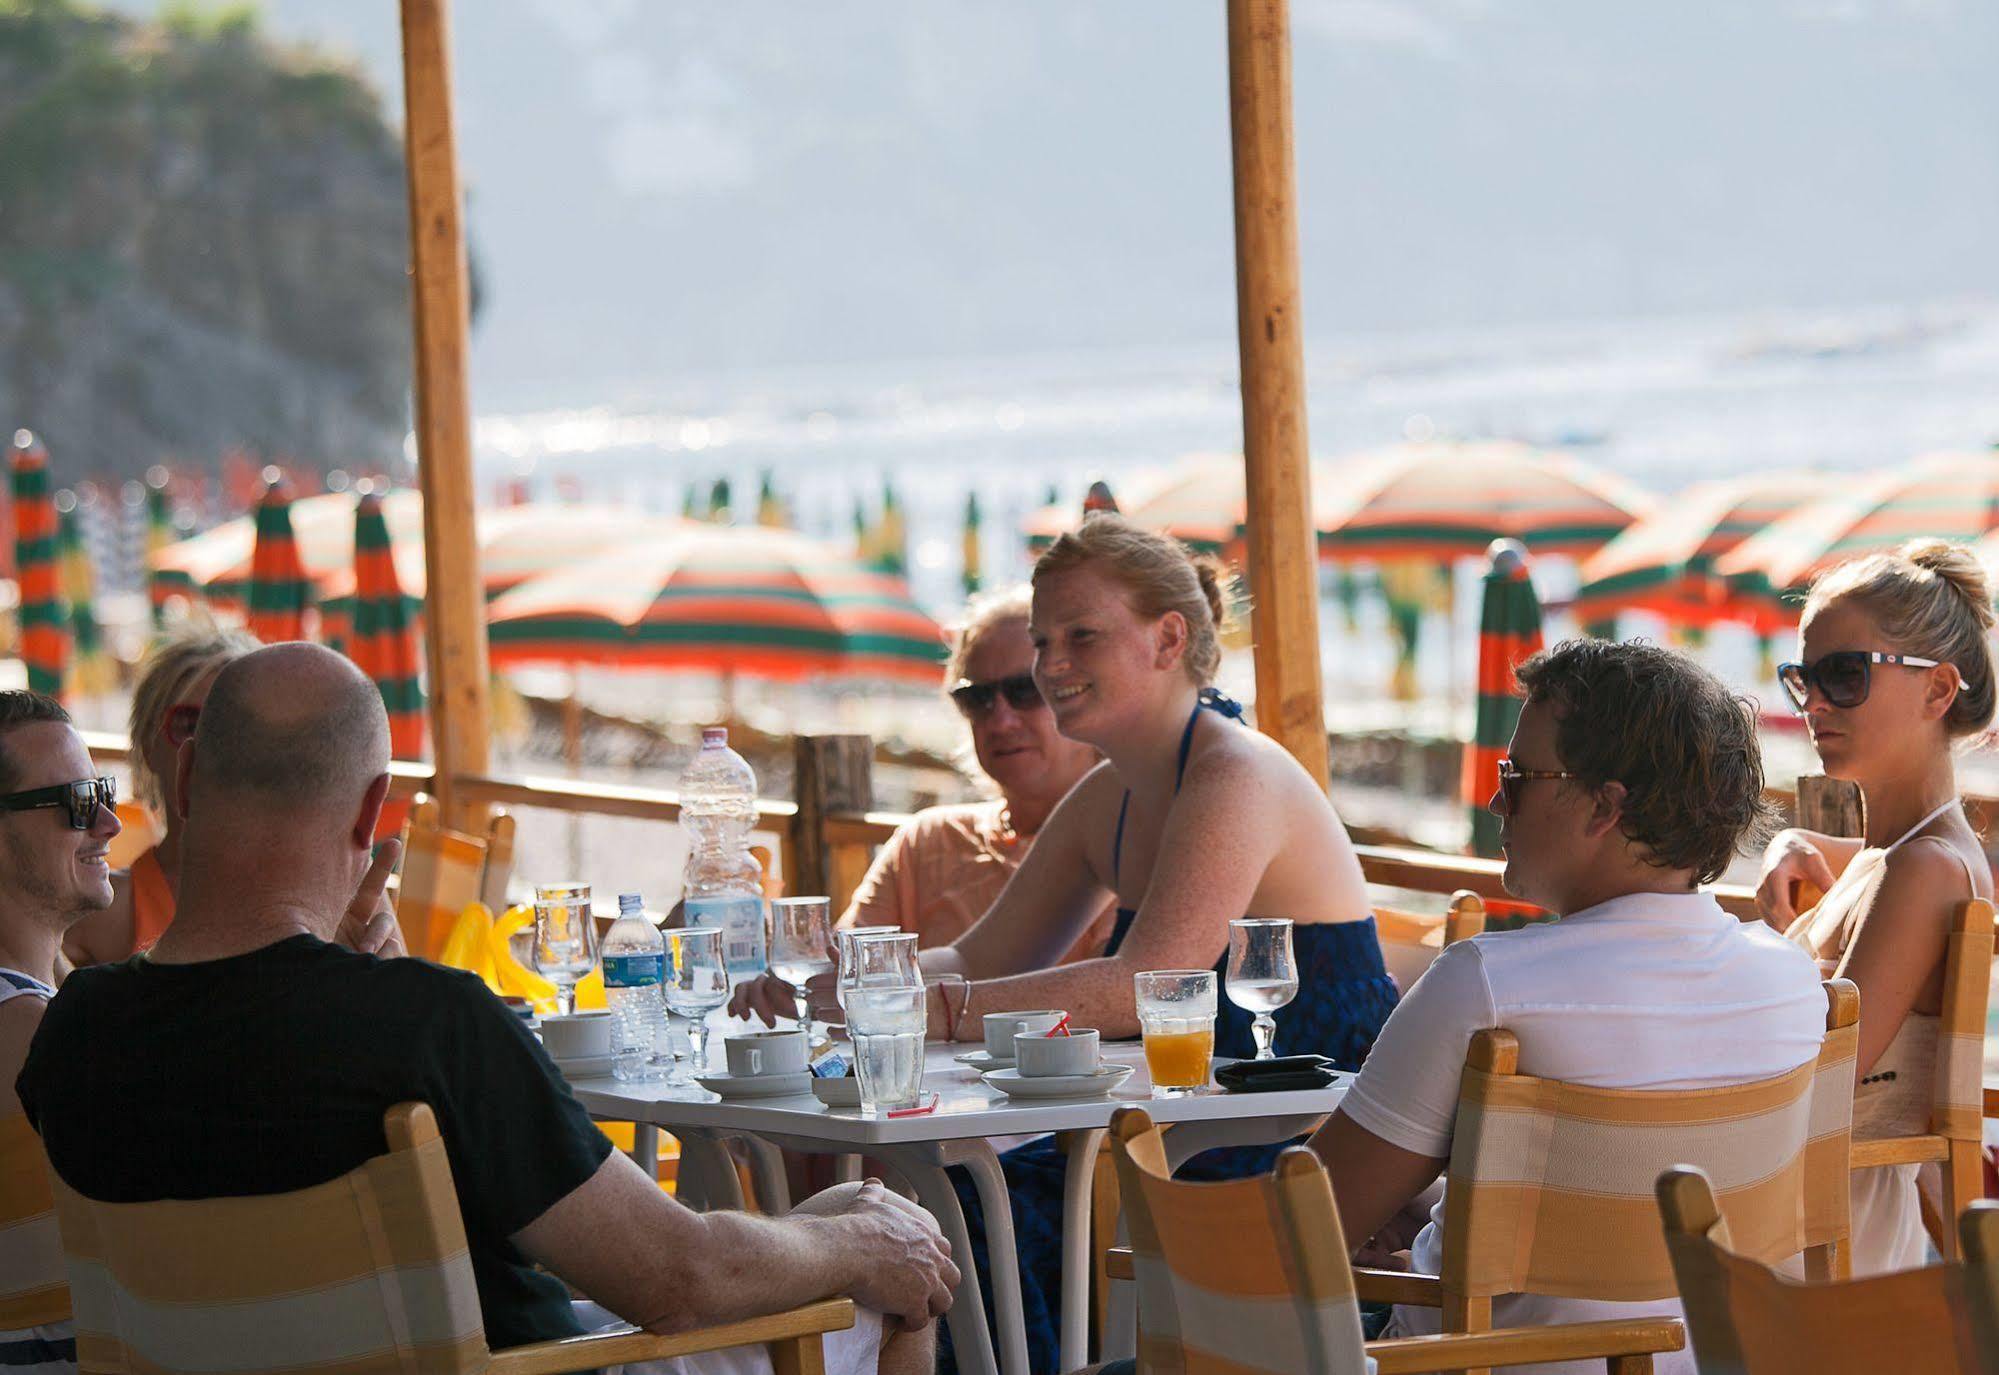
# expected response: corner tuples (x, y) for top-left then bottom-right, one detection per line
(725, 1028), (809, 1078)
(983, 1010), (1065, 1061)
(1014, 1028), (1101, 1078)
(539, 1010), (612, 1061)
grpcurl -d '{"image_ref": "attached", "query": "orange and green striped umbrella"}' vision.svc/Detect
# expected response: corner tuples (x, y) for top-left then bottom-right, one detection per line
(145, 467), (174, 627)
(56, 492), (111, 698)
(246, 480), (309, 643)
(487, 524), (947, 683)
(347, 490), (425, 760)
(10, 433), (66, 698)
(757, 471), (787, 528)
(1716, 452), (1999, 615)
(1309, 443), (1650, 561)
(1024, 457), (1236, 556)
(1572, 475), (1815, 634)
(962, 490), (982, 597)
(869, 479), (907, 575)
(1464, 540), (1543, 857)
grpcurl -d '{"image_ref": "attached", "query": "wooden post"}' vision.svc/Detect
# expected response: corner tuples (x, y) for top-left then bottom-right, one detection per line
(1796, 774), (1865, 838)
(789, 736), (874, 900)
(1226, 0), (1329, 791)
(400, 0), (491, 832)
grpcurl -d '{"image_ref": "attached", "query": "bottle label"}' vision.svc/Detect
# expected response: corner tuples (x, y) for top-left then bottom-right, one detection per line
(602, 953), (665, 989)
(686, 895), (767, 977)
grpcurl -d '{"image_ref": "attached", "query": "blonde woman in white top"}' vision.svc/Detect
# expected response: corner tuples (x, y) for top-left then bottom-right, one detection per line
(1757, 538), (1996, 1274)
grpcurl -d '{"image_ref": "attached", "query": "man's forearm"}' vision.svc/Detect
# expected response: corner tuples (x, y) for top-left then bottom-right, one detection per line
(638, 1210), (856, 1333)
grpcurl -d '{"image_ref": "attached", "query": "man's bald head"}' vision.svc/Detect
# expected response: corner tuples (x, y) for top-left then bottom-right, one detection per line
(190, 644), (390, 821)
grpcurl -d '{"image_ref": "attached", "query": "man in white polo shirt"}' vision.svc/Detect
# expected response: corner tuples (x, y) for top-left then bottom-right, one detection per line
(1309, 639), (1826, 1375)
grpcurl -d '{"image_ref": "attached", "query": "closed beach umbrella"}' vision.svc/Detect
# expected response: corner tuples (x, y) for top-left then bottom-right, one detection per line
(56, 492), (110, 698)
(757, 471), (787, 528)
(962, 491), (982, 597)
(10, 433), (66, 698)
(347, 490), (426, 760)
(1716, 452), (1999, 617)
(246, 480), (309, 643)
(487, 524), (947, 684)
(1464, 540), (1543, 857)
(144, 467), (173, 627)
(708, 476), (732, 522)
(870, 480), (907, 575)
(1572, 475), (1814, 634)
(1310, 442), (1650, 561)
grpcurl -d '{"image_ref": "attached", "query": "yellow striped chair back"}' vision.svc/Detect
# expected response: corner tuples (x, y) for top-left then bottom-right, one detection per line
(0, 1114), (67, 1331)
(477, 811), (516, 916)
(1109, 1106), (1372, 1375)
(1657, 1165), (1999, 1375)
(397, 795), (490, 964)
(49, 1104), (489, 1375)
(1441, 978), (1860, 1322)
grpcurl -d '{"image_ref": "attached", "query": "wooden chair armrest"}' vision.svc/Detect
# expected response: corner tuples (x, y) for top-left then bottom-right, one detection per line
(486, 1299), (856, 1375)
(1352, 1267), (1442, 1307)
(1106, 1246), (1133, 1281)
(1366, 1317), (1685, 1375)
(1851, 1135), (1949, 1168)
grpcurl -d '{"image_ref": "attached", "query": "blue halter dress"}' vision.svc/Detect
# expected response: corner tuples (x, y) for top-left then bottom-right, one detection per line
(939, 691), (1401, 1374)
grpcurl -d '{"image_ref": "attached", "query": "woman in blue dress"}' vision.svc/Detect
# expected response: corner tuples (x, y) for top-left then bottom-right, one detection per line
(739, 513), (1398, 1371)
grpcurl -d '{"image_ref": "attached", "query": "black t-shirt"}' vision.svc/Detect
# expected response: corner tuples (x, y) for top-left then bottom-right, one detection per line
(17, 935), (613, 1352)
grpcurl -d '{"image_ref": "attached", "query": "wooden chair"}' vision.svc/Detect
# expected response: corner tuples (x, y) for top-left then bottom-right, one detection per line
(1346, 979), (1860, 1375)
(1848, 897), (1995, 1262)
(1657, 1164), (1999, 1375)
(397, 794), (491, 962)
(479, 809), (517, 914)
(47, 1102), (851, 1375)
(0, 1113), (66, 1334)
(1107, 1105), (1684, 1374)
(1373, 890), (1487, 992)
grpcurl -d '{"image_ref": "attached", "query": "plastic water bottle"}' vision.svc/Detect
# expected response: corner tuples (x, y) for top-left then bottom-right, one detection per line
(680, 727), (768, 980)
(603, 891), (669, 1082)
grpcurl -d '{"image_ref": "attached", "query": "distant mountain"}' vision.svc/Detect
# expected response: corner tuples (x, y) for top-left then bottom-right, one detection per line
(99, 0), (1999, 411)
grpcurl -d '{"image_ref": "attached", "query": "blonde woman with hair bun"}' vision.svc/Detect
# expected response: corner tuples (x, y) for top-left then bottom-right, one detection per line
(1755, 537), (1996, 1274)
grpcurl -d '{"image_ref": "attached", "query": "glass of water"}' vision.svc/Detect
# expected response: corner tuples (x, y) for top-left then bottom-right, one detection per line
(769, 897), (836, 1032)
(847, 982), (927, 1116)
(532, 882), (597, 1017)
(1225, 918), (1299, 1060)
(664, 926), (729, 1084)
(834, 925), (901, 1022)
(852, 931), (922, 989)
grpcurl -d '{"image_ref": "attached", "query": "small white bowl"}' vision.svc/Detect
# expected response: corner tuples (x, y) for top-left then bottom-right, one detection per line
(540, 1011), (612, 1060)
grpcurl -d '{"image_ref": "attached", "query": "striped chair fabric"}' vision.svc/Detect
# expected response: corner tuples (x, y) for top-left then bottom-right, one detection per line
(1656, 1165), (1999, 1375)
(1850, 898), (1995, 1263)
(397, 796), (490, 963)
(1109, 1107), (1685, 1375)
(48, 1103), (851, 1375)
(0, 1113), (67, 1331)
(1436, 978), (1860, 1322)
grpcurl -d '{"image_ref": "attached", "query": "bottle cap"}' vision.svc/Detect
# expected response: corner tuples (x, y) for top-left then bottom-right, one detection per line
(618, 892), (642, 916)
(702, 726), (727, 745)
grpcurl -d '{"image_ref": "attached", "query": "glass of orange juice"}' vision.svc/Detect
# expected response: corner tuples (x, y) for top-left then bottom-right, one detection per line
(1135, 970), (1217, 1098)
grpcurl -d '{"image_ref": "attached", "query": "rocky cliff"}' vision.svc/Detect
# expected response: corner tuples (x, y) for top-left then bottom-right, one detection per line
(0, 0), (414, 478)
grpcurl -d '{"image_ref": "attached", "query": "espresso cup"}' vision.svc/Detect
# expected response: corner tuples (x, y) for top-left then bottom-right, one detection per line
(983, 1010), (1064, 1061)
(539, 1010), (612, 1061)
(725, 1028), (809, 1078)
(1014, 1028), (1101, 1078)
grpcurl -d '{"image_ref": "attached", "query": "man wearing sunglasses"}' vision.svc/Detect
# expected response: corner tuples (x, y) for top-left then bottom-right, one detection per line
(20, 645), (952, 1375)
(1307, 640), (1826, 1367)
(0, 690), (121, 1372)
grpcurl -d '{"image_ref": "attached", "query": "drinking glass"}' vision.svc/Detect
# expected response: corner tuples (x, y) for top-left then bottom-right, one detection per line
(532, 882), (597, 1017)
(1135, 969), (1217, 1097)
(768, 897), (836, 1032)
(834, 925), (901, 1018)
(847, 982), (926, 1116)
(1225, 918), (1298, 1060)
(664, 926), (729, 1084)
(852, 932), (922, 990)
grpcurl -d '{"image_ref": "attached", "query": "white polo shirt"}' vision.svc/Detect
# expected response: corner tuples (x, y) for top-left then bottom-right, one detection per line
(1341, 890), (1826, 1375)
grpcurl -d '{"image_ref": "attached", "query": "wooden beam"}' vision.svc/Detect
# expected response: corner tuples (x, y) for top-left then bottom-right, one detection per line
(400, 0), (491, 832)
(1226, 0), (1328, 790)
(788, 736), (874, 898)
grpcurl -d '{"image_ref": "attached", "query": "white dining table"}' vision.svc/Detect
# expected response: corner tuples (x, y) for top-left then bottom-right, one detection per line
(570, 1037), (1349, 1375)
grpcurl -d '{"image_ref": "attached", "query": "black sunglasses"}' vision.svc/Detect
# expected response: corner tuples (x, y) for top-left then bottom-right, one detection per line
(1776, 650), (1945, 713)
(0, 776), (116, 830)
(948, 673), (1043, 716)
(1489, 758), (1583, 817)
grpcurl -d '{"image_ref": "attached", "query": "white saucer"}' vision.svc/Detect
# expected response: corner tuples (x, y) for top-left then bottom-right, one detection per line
(954, 1050), (1012, 1072)
(694, 1071), (815, 1100)
(982, 1065), (1133, 1100)
(810, 1076), (863, 1108)
(551, 1054), (615, 1080)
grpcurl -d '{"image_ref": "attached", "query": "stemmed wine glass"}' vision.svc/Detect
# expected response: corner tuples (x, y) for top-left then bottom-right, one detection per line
(664, 926), (729, 1084)
(532, 882), (598, 1017)
(769, 897), (836, 1035)
(1225, 918), (1298, 1060)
